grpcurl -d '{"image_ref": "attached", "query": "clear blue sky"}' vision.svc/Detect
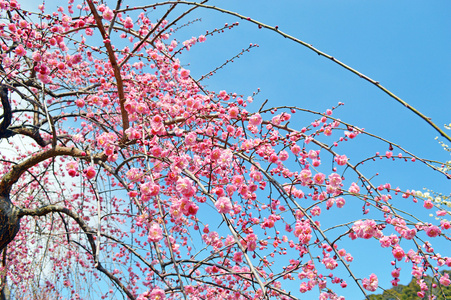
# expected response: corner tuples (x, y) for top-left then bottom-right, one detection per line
(20, 0), (451, 298)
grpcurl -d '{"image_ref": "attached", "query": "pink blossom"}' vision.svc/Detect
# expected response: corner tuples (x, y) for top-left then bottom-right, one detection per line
(362, 273), (378, 292)
(334, 154), (348, 166)
(228, 106), (239, 119)
(437, 210), (447, 217)
(423, 200), (434, 209)
(215, 197), (232, 214)
(32, 51), (42, 62)
(323, 257), (338, 270)
(298, 169), (312, 186)
(124, 17), (133, 29)
(103, 7), (114, 21)
(245, 233), (258, 251)
(180, 199), (199, 216)
(151, 115), (164, 132)
(140, 182), (160, 197)
(233, 252), (243, 263)
(176, 178), (195, 197)
(85, 166), (96, 179)
(149, 288), (166, 299)
(425, 225), (441, 238)
(198, 35), (206, 42)
(180, 68), (190, 79)
(391, 268), (401, 278)
(440, 273), (451, 286)
(148, 223), (163, 243)
(392, 245), (405, 261)
(66, 161), (79, 177)
(312, 159), (321, 167)
(279, 150), (289, 161)
(184, 132), (197, 146)
(328, 173), (342, 187)
(291, 144), (301, 155)
(14, 44), (26, 56)
(311, 206), (321, 216)
(313, 173), (325, 184)
(249, 113), (262, 126)
(336, 197), (346, 208)
(308, 150), (318, 159)
(75, 99), (85, 108)
(348, 182), (360, 194)
(352, 219), (378, 239)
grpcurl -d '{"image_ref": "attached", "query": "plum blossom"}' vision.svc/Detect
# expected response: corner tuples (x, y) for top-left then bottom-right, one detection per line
(425, 224), (441, 238)
(84, 166), (96, 179)
(336, 197), (346, 208)
(392, 245), (405, 261)
(137, 288), (166, 300)
(298, 169), (312, 186)
(228, 106), (239, 119)
(215, 197), (232, 214)
(180, 68), (190, 79)
(176, 178), (196, 197)
(328, 173), (342, 187)
(323, 257), (338, 270)
(66, 161), (79, 177)
(313, 173), (325, 185)
(124, 17), (133, 29)
(279, 150), (289, 161)
(391, 268), (401, 279)
(249, 113), (262, 126)
(308, 150), (318, 159)
(352, 219), (381, 239)
(245, 233), (258, 251)
(291, 144), (301, 155)
(334, 154), (348, 166)
(348, 182), (360, 194)
(362, 274), (378, 292)
(14, 44), (26, 56)
(184, 132), (197, 146)
(148, 223), (163, 242)
(140, 182), (160, 197)
(440, 273), (451, 286)
(103, 7), (114, 21)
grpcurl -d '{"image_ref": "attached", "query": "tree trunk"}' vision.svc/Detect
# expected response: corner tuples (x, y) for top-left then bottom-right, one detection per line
(0, 285), (10, 300)
(0, 195), (20, 252)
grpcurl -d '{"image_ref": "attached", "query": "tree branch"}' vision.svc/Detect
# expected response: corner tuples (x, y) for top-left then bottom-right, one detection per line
(0, 146), (106, 196)
(122, 1), (451, 143)
(18, 204), (135, 300)
(86, 0), (129, 141)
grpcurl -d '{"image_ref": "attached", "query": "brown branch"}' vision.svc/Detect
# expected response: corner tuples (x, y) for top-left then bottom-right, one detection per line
(86, 0), (129, 142)
(0, 146), (106, 196)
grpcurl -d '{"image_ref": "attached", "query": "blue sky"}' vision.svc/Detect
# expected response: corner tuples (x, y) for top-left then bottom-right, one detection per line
(18, 0), (451, 298)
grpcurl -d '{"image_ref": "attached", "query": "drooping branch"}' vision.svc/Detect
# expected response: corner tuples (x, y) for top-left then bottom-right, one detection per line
(0, 146), (106, 196)
(182, 168), (269, 298)
(18, 205), (135, 300)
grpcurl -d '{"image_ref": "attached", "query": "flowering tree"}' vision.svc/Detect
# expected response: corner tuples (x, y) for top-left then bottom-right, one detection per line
(0, 1), (450, 299)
